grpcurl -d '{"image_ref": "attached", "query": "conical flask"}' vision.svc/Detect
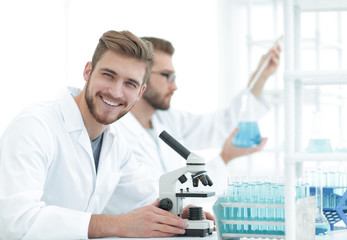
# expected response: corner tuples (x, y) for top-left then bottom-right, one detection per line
(306, 110), (333, 153)
(233, 93), (262, 148)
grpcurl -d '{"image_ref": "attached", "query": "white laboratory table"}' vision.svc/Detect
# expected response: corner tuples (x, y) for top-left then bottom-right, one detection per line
(94, 232), (217, 240)
(94, 229), (347, 240)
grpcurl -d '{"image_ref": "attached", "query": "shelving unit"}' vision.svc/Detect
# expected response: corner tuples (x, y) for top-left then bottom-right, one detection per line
(284, 1), (347, 239)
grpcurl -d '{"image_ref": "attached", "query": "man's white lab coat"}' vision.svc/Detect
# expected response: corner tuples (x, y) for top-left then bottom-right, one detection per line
(0, 88), (156, 240)
(104, 89), (269, 215)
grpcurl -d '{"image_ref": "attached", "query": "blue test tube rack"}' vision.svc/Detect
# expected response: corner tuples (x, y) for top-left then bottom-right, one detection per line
(212, 178), (312, 239)
(310, 186), (347, 230)
(214, 201), (285, 239)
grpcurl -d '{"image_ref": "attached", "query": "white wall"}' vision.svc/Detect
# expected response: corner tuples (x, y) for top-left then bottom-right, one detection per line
(0, 0), (67, 134)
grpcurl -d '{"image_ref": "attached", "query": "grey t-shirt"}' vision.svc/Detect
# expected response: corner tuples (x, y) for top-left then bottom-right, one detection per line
(91, 133), (103, 173)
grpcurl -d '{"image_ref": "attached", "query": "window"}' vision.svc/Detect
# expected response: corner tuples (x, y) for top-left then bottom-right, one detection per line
(219, 0), (347, 176)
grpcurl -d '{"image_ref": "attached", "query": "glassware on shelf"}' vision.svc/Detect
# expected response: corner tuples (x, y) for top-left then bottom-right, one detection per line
(306, 110), (333, 153)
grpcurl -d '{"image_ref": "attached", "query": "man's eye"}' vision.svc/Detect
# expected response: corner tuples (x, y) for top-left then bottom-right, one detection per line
(103, 73), (113, 78)
(160, 73), (170, 78)
(127, 82), (136, 88)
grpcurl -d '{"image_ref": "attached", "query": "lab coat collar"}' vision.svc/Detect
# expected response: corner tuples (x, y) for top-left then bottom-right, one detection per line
(57, 87), (85, 133)
(57, 87), (117, 137)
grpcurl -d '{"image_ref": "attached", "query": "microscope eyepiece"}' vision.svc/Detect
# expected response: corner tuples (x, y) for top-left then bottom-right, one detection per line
(159, 131), (191, 160)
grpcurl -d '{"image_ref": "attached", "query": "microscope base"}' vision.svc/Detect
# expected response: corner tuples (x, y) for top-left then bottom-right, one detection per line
(183, 219), (214, 237)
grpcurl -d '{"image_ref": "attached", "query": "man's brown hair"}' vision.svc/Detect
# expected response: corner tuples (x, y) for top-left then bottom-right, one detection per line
(141, 37), (175, 56)
(92, 30), (154, 86)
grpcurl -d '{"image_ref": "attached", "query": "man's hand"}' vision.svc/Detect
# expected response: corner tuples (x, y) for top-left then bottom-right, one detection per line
(220, 127), (267, 164)
(249, 44), (281, 98)
(88, 199), (188, 238)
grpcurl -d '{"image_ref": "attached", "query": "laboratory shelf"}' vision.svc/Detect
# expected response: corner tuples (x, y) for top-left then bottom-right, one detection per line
(284, 71), (347, 86)
(297, 0), (347, 12)
(283, 0), (347, 239)
(288, 153), (347, 162)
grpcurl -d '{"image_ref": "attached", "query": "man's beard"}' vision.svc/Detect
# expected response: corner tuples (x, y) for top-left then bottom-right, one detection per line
(84, 80), (134, 125)
(142, 84), (170, 110)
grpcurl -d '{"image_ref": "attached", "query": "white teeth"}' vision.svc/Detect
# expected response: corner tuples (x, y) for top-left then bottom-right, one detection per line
(103, 98), (118, 107)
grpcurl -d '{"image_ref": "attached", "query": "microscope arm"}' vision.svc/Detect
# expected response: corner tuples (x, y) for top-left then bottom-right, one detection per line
(159, 166), (188, 193)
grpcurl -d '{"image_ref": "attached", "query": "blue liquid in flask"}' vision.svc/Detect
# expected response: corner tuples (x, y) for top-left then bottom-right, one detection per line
(315, 223), (330, 235)
(233, 121), (261, 147)
(306, 139), (333, 153)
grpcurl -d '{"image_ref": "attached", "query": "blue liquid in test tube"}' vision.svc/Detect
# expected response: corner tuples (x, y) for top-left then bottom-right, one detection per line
(258, 181), (267, 233)
(278, 183), (285, 234)
(233, 122), (262, 147)
(241, 182), (251, 233)
(250, 180), (260, 233)
(233, 182), (243, 233)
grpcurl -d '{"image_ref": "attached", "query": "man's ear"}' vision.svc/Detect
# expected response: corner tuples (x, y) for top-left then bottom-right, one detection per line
(83, 62), (92, 82)
(137, 84), (146, 99)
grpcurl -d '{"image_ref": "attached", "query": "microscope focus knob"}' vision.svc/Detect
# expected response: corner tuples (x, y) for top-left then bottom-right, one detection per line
(159, 198), (173, 211)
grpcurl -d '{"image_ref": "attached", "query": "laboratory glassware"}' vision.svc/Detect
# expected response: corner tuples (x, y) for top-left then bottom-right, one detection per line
(232, 94), (262, 147)
(306, 110), (333, 153)
(314, 168), (330, 237)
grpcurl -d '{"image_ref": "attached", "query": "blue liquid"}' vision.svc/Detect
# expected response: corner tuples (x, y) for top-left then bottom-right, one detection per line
(315, 224), (329, 235)
(233, 122), (262, 147)
(306, 139), (333, 153)
(335, 147), (347, 152)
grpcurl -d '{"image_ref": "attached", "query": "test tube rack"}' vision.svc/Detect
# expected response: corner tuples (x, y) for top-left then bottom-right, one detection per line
(213, 196), (315, 240)
(310, 187), (347, 230)
(213, 196), (316, 240)
(216, 201), (285, 239)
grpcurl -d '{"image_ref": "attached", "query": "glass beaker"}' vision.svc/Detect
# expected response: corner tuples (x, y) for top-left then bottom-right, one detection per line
(306, 111), (333, 153)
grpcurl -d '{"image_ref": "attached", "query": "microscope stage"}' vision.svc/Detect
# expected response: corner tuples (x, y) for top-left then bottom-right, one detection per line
(176, 191), (215, 198)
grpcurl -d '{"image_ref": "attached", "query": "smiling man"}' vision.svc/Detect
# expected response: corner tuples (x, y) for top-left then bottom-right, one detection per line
(0, 30), (189, 239)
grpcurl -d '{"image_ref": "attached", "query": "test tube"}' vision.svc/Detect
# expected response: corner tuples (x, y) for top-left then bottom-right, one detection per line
(250, 177), (260, 234)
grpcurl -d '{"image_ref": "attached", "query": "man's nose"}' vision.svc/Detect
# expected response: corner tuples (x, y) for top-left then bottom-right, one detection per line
(109, 80), (125, 98)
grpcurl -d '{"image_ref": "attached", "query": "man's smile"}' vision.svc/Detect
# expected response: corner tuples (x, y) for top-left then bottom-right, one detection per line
(100, 96), (122, 107)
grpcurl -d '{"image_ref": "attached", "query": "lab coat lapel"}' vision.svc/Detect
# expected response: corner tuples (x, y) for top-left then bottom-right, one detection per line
(96, 126), (117, 179)
(58, 88), (96, 175)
